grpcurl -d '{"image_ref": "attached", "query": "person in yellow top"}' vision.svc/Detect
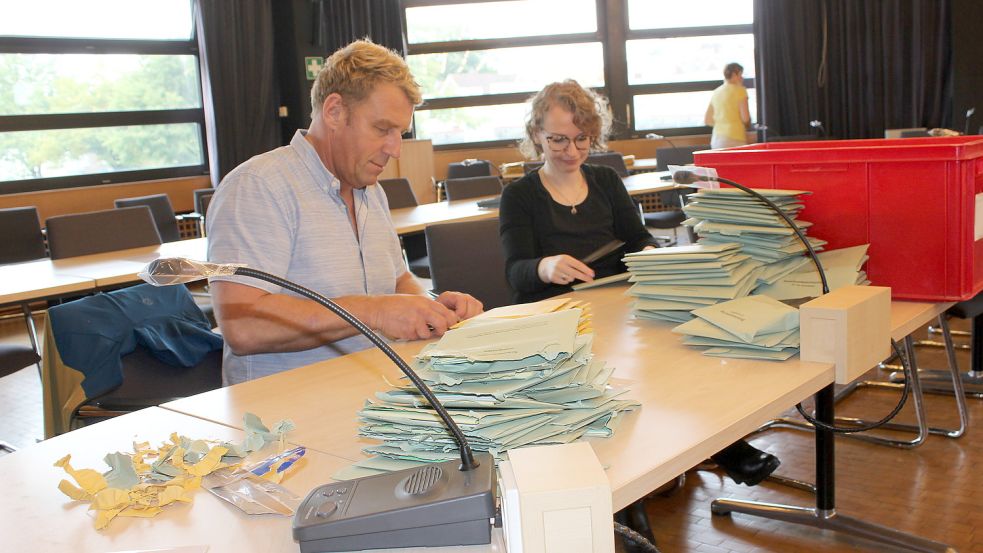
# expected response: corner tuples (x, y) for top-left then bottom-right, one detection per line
(704, 62), (751, 149)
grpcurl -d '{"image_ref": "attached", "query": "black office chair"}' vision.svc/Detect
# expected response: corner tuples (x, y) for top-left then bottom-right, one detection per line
(425, 218), (512, 310)
(44, 283), (223, 434)
(114, 194), (182, 243)
(903, 292), (983, 397)
(444, 176), (503, 201)
(193, 188), (215, 218)
(586, 152), (629, 177)
(446, 159), (494, 180)
(0, 206), (47, 452)
(379, 178), (430, 279)
(45, 206), (162, 260)
(655, 145), (710, 171)
(379, 178), (419, 210)
(900, 130), (932, 138)
(765, 134), (818, 143)
(642, 188), (697, 246)
(190, 188), (215, 238)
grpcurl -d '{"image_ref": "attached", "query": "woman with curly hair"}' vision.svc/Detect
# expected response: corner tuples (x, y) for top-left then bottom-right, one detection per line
(499, 80), (659, 304)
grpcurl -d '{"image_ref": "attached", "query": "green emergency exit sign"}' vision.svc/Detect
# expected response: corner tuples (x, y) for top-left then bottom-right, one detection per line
(305, 56), (324, 80)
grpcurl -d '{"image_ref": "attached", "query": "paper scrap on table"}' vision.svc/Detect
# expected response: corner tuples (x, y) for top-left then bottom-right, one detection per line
(55, 412), (296, 530)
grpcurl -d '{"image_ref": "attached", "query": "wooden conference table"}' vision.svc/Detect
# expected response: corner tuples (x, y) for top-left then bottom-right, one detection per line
(0, 237), (209, 307)
(162, 285), (948, 510)
(0, 282), (949, 552)
(0, 407), (360, 553)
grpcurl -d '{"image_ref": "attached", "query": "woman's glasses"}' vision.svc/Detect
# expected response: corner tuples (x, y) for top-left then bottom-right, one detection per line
(544, 133), (593, 152)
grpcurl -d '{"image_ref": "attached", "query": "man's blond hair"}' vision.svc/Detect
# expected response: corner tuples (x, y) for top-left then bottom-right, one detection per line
(310, 39), (422, 117)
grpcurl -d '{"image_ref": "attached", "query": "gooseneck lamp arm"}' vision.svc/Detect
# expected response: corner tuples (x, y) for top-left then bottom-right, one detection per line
(139, 258), (479, 472)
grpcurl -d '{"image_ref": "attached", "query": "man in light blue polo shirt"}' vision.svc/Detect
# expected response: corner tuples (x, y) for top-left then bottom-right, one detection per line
(207, 40), (483, 384)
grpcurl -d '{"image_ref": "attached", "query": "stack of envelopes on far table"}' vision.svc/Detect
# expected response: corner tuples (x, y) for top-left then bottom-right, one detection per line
(333, 301), (639, 480)
(672, 294), (801, 360)
(682, 187), (828, 292)
(624, 242), (763, 323)
(756, 244), (871, 300)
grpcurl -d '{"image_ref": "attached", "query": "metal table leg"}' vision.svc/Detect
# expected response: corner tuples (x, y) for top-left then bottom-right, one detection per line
(892, 314), (983, 397)
(758, 327), (968, 447)
(712, 385), (955, 552)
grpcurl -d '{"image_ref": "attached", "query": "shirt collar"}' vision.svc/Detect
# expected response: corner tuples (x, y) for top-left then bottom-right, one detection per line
(292, 129), (343, 197)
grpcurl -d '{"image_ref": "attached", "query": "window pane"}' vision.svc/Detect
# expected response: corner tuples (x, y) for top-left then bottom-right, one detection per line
(406, 0), (596, 43)
(633, 89), (757, 131)
(627, 35), (754, 85)
(628, 0), (752, 29)
(410, 43), (604, 100)
(0, 0), (193, 40)
(1, 54), (201, 116)
(415, 104), (528, 146)
(0, 124), (203, 182)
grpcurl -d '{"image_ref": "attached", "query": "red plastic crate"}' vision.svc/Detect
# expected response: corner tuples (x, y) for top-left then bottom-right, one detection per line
(693, 136), (983, 301)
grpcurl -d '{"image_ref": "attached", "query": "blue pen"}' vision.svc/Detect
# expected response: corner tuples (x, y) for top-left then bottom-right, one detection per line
(248, 446), (306, 476)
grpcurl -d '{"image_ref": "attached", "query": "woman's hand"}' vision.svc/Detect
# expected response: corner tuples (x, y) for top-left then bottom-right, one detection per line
(537, 255), (595, 285)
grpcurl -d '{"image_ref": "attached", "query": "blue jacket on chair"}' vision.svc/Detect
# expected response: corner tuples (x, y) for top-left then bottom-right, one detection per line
(48, 283), (223, 398)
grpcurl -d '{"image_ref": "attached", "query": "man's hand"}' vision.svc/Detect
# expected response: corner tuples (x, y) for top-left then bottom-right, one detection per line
(435, 291), (483, 321)
(368, 294), (461, 340)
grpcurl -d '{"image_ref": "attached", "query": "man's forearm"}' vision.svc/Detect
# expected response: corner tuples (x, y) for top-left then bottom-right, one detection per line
(213, 282), (383, 355)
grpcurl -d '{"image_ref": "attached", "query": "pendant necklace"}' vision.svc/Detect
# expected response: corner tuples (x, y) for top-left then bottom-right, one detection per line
(542, 173), (582, 214)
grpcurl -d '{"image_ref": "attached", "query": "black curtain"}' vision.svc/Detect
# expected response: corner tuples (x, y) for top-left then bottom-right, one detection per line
(195, 0), (281, 185)
(312, 0), (406, 55)
(754, 0), (951, 140)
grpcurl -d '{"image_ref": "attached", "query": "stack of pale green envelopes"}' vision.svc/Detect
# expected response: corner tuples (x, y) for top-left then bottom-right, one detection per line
(623, 187), (837, 360)
(624, 242), (763, 323)
(333, 304), (640, 480)
(682, 187), (828, 295)
(671, 294), (802, 360)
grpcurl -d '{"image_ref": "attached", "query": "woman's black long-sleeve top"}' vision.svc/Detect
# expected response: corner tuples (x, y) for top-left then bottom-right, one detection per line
(498, 164), (660, 303)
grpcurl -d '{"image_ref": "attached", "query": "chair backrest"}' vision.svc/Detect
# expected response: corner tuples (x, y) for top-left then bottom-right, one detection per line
(657, 186), (696, 209)
(46, 206), (162, 260)
(43, 283), (222, 436)
(764, 134), (816, 143)
(379, 178), (419, 209)
(425, 218), (512, 310)
(444, 176), (503, 201)
(655, 145), (710, 171)
(586, 152), (629, 177)
(900, 129), (932, 138)
(193, 188), (215, 218)
(447, 159), (493, 179)
(114, 193), (181, 242)
(0, 206), (47, 264)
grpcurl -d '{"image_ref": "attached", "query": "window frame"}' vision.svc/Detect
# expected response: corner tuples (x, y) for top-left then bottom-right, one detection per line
(401, 0), (756, 148)
(0, 32), (209, 194)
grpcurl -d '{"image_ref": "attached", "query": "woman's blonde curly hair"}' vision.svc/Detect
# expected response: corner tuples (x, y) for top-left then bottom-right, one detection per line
(310, 39), (422, 117)
(518, 80), (613, 160)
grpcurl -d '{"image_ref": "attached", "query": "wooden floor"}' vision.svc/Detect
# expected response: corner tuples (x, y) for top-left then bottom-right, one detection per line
(2, 307), (980, 552)
(638, 316), (982, 553)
